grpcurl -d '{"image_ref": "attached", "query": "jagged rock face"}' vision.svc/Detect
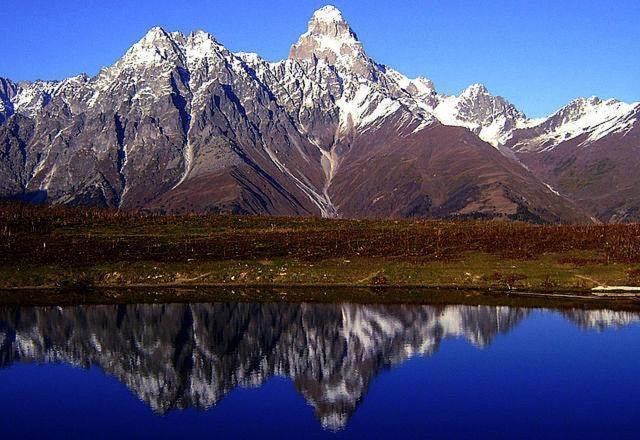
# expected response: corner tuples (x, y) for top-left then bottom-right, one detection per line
(289, 6), (376, 80)
(0, 78), (18, 124)
(0, 302), (636, 431)
(0, 5), (624, 222)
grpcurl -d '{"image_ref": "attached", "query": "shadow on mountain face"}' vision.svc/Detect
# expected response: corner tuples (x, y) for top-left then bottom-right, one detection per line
(9, 189), (48, 204)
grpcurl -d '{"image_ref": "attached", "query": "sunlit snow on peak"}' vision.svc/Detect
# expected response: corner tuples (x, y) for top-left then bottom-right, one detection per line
(311, 5), (345, 23)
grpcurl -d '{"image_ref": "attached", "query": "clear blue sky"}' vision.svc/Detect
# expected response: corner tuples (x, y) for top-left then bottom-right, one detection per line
(1, 0), (638, 117)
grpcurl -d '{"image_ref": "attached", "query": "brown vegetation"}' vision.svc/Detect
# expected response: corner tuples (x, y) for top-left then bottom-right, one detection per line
(2, 202), (640, 269)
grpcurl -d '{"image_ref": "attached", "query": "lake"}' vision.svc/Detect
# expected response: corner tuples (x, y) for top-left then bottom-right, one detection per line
(1, 298), (639, 438)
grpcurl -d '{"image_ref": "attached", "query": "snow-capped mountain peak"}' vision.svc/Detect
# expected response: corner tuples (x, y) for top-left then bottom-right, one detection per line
(408, 77), (437, 96)
(311, 5), (345, 23)
(509, 95), (639, 152)
(184, 30), (229, 68)
(461, 83), (490, 98)
(289, 6), (374, 78)
(123, 26), (183, 67)
(429, 84), (527, 146)
(553, 96), (636, 129)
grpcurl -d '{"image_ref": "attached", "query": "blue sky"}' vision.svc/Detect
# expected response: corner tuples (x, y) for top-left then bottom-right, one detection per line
(1, 0), (638, 117)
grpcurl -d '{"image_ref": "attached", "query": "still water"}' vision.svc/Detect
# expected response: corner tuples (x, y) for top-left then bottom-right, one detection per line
(1, 300), (639, 438)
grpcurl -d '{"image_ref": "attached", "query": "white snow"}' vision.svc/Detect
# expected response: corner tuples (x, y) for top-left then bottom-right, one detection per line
(431, 95), (460, 126)
(311, 5), (345, 23)
(172, 139), (193, 190)
(334, 84), (372, 130)
(384, 68), (437, 103)
(185, 30), (224, 64)
(235, 52), (262, 65)
(265, 146), (336, 218)
(122, 27), (175, 67)
(41, 164), (57, 191)
(427, 85), (528, 147)
(520, 97), (639, 151)
(384, 68), (412, 90)
(10, 81), (58, 116)
(312, 139), (339, 216)
(333, 84), (401, 133)
(411, 119), (431, 134)
(313, 32), (353, 55)
(410, 77), (437, 97)
(360, 98), (401, 127)
(544, 182), (561, 196)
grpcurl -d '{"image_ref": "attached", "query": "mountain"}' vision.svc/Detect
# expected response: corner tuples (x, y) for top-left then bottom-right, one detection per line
(1, 5), (628, 222)
(1, 302), (637, 431)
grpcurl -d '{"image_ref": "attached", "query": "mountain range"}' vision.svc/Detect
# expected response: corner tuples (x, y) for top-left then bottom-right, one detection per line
(1, 5), (638, 222)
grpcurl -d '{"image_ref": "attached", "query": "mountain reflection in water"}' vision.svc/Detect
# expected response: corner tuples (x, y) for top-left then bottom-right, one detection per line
(0, 302), (638, 431)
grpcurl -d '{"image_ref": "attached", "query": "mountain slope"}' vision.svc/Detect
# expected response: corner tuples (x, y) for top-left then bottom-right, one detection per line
(505, 99), (640, 221)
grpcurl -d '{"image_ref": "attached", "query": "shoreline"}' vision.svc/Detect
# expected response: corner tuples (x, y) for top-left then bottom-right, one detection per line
(3, 278), (640, 297)
(1, 284), (639, 309)
(2, 281), (640, 296)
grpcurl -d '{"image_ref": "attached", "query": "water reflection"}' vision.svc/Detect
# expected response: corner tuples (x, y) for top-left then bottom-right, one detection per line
(0, 302), (638, 431)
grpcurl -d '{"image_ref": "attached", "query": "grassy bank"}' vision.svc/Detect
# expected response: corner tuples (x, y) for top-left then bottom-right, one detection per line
(2, 203), (640, 292)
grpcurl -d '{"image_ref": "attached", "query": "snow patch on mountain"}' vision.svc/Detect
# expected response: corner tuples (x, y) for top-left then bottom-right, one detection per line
(121, 27), (181, 68)
(333, 84), (402, 133)
(428, 84), (527, 147)
(313, 5), (345, 23)
(185, 30), (225, 64)
(265, 145), (337, 218)
(542, 97), (638, 147)
(10, 80), (58, 116)
(511, 97), (639, 152)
